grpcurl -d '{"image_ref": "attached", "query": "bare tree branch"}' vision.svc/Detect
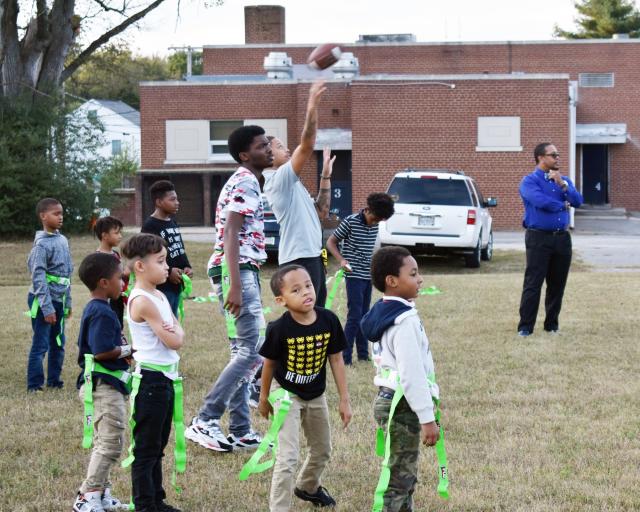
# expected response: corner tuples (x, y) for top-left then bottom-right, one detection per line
(61, 0), (166, 82)
(91, 0), (127, 16)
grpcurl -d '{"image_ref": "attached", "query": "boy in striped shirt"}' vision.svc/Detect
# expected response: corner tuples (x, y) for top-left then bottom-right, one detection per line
(326, 193), (394, 365)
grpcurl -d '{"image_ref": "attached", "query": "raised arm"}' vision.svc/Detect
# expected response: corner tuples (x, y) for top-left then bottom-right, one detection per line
(314, 146), (335, 220)
(519, 175), (566, 212)
(290, 80), (327, 175)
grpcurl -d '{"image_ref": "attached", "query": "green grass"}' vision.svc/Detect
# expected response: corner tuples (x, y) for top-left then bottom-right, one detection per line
(0, 237), (636, 511)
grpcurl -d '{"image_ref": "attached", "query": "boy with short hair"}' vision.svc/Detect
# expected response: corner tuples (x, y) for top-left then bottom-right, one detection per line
(122, 233), (185, 512)
(95, 215), (127, 327)
(73, 252), (131, 512)
(361, 246), (441, 512)
(326, 193), (395, 364)
(259, 264), (352, 511)
(141, 180), (192, 316)
(27, 197), (73, 392)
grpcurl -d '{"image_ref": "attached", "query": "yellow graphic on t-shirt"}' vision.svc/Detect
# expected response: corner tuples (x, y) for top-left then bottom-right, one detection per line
(284, 331), (331, 384)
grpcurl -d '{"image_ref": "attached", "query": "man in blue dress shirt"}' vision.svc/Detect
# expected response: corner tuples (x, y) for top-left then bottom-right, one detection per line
(517, 142), (583, 337)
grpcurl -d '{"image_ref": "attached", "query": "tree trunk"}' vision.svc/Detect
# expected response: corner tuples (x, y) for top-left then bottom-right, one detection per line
(37, 0), (75, 93)
(0, 0), (22, 97)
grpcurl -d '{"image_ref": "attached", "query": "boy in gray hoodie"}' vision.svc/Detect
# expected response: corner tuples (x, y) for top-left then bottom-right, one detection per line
(27, 198), (73, 392)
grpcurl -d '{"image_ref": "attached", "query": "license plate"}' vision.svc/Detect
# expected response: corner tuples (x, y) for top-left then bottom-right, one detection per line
(265, 237), (275, 245)
(418, 216), (435, 227)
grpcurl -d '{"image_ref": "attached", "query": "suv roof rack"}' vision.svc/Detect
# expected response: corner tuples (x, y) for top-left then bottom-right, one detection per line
(402, 168), (465, 176)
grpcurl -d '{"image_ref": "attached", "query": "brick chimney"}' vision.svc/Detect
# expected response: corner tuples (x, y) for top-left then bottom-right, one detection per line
(244, 5), (285, 44)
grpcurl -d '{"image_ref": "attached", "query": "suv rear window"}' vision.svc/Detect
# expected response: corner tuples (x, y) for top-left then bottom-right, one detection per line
(388, 177), (473, 206)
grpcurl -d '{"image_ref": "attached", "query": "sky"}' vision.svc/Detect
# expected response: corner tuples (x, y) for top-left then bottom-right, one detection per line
(82, 0), (587, 57)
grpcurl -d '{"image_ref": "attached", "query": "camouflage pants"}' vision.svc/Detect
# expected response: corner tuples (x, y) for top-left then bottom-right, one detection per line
(373, 393), (420, 512)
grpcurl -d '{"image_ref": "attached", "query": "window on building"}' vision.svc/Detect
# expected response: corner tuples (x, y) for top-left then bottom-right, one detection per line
(112, 139), (122, 156)
(578, 73), (614, 88)
(476, 116), (522, 152)
(210, 120), (243, 159)
(87, 110), (98, 123)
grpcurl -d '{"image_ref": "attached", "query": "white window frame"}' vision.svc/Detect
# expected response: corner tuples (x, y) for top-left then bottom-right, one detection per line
(476, 116), (522, 152)
(209, 120), (243, 163)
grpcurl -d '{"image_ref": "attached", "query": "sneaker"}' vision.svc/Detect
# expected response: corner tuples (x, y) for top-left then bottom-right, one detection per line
(27, 387), (43, 394)
(294, 486), (336, 508)
(544, 328), (559, 334)
(101, 488), (128, 511)
(73, 491), (105, 512)
(156, 502), (181, 512)
(517, 330), (531, 337)
(248, 383), (261, 409)
(184, 417), (233, 452)
(227, 430), (263, 450)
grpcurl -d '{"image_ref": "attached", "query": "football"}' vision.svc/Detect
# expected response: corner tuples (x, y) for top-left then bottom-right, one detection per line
(307, 43), (342, 70)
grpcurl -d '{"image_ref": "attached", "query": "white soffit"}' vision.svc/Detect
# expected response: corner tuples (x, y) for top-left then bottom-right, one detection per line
(314, 129), (352, 150)
(576, 123), (627, 144)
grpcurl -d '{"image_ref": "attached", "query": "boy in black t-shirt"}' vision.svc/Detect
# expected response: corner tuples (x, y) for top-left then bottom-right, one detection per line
(141, 180), (193, 316)
(74, 252), (132, 512)
(259, 265), (352, 511)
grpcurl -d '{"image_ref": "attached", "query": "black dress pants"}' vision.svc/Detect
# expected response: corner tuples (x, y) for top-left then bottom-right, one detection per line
(518, 229), (572, 333)
(131, 370), (174, 512)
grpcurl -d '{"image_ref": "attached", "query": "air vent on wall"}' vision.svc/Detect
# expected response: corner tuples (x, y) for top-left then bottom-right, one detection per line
(578, 72), (614, 88)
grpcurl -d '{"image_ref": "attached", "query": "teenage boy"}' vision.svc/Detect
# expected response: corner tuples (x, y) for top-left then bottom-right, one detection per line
(265, 80), (334, 307)
(27, 198), (73, 392)
(259, 264), (352, 511)
(186, 125), (272, 453)
(73, 252), (131, 512)
(361, 246), (441, 512)
(326, 193), (395, 364)
(141, 180), (193, 316)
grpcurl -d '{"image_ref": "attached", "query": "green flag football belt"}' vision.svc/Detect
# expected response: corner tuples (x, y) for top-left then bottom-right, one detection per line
(29, 273), (71, 347)
(82, 354), (133, 449)
(177, 274), (192, 325)
(121, 362), (186, 501)
(238, 387), (293, 481)
(372, 370), (449, 511)
(324, 269), (345, 310)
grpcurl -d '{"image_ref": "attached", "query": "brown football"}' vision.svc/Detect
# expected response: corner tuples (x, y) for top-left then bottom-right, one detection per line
(307, 43), (342, 70)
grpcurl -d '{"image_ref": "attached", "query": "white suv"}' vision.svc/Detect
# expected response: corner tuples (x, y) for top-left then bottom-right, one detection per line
(379, 169), (498, 268)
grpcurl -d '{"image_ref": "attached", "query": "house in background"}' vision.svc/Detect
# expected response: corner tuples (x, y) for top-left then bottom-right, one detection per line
(71, 99), (141, 225)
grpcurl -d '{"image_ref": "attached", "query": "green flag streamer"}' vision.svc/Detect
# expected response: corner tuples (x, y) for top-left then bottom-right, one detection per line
(177, 274), (192, 325)
(324, 269), (345, 309)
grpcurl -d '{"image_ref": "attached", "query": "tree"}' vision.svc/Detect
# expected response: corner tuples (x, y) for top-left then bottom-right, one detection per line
(168, 49), (203, 78)
(554, 0), (640, 38)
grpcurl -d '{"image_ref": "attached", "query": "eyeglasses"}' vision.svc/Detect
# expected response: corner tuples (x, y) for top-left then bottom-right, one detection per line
(545, 153), (560, 158)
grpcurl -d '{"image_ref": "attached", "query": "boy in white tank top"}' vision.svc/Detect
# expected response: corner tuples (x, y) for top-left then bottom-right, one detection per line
(122, 234), (185, 512)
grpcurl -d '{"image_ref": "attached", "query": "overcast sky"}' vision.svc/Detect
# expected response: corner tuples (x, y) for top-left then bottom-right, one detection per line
(102, 0), (587, 56)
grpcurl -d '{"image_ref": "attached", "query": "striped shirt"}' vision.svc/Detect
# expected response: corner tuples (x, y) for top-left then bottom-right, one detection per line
(332, 210), (379, 280)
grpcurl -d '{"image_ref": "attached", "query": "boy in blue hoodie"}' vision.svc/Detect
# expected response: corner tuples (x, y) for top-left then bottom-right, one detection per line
(361, 246), (440, 512)
(27, 198), (73, 392)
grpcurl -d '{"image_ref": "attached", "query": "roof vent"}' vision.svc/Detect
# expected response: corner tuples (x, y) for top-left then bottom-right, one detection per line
(612, 33), (630, 39)
(264, 52), (292, 79)
(578, 72), (614, 88)
(357, 34), (416, 43)
(332, 52), (359, 79)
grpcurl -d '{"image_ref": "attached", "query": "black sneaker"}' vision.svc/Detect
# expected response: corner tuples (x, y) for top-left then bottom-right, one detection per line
(294, 486), (336, 508)
(27, 387), (43, 394)
(156, 502), (181, 512)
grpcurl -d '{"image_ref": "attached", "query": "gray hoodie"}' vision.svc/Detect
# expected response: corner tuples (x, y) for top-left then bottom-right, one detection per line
(27, 230), (73, 317)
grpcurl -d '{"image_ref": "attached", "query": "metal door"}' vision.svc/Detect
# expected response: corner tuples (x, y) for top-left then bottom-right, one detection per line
(582, 145), (608, 204)
(317, 150), (352, 219)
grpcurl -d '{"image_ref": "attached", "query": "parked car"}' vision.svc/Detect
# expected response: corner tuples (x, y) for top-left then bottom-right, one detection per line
(378, 169), (498, 268)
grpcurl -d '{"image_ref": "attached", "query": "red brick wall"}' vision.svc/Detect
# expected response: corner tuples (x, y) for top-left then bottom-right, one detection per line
(110, 191), (136, 226)
(244, 5), (285, 44)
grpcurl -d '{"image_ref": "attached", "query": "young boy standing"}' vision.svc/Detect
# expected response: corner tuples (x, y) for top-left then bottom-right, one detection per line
(95, 216), (127, 327)
(27, 198), (73, 392)
(326, 193), (395, 364)
(259, 265), (352, 511)
(74, 252), (131, 512)
(360, 246), (441, 512)
(122, 233), (185, 512)
(141, 181), (192, 316)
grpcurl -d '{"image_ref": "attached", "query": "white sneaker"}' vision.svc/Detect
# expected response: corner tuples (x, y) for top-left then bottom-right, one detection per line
(73, 491), (105, 512)
(227, 430), (263, 450)
(101, 488), (129, 511)
(184, 417), (233, 452)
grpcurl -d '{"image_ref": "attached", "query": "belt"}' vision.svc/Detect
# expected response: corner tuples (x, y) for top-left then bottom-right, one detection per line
(526, 228), (568, 235)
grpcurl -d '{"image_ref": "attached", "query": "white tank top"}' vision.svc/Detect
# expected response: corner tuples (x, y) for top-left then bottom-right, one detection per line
(127, 288), (180, 366)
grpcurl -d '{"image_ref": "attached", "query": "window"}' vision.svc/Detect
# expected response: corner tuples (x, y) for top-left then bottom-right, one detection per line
(210, 121), (243, 158)
(87, 110), (98, 123)
(476, 116), (522, 152)
(387, 178), (473, 206)
(578, 73), (614, 88)
(111, 139), (122, 156)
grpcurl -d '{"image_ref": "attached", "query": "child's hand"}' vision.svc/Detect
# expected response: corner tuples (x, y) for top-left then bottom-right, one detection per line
(65, 308), (72, 319)
(162, 321), (176, 333)
(339, 398), (353, 429)
(183, 267), (194, 278)
(340, 260), (352, 272)
(258, 398), (273, 419)
(44, 312), (57, 324)
(168, 267), (183, 285)
(420, 421), (439, 446)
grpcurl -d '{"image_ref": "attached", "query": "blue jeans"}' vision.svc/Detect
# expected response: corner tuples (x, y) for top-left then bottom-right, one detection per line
(198, 270), (265, 436)
(343, 277), (372, 364)
(27, 293), (65, 389)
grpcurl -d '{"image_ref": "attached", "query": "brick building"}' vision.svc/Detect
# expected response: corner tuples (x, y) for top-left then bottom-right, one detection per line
(136, 6), (639, 229)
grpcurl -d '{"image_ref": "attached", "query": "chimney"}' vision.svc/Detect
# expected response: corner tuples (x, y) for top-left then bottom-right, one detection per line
(245, 5), (285, 44)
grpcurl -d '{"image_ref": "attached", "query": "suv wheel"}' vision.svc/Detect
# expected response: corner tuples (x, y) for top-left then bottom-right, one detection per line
(465, 236), (481, 268)
(481, 230), (493, 261)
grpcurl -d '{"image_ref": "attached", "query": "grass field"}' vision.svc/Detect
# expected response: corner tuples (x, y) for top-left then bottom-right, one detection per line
(0, 236), (638, 511)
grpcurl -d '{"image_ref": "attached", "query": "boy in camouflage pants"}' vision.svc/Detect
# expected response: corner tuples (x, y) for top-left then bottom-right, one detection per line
(361, 246), (441, 512)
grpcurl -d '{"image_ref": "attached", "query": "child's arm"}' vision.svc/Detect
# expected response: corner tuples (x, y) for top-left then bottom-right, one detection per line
(94, 346), (133, 362)
(130, 296), (185, 350)
(314, 146), (335, 220)
(328, 352), (352, 429)
(326, 234), (351, 272)
(258, 358), (277, 419)
(29, 245), (56, 323)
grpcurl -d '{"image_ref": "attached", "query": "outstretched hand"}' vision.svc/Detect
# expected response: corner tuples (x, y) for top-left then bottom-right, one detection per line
(322, 146), (336, 178)
(308, 79), (327, 107)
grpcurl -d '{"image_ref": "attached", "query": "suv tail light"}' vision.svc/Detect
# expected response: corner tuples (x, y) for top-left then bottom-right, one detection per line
(467, 209), (477, 225)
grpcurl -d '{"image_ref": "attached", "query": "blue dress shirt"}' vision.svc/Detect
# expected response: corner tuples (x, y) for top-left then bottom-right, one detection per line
(519, 168), (583, 231)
